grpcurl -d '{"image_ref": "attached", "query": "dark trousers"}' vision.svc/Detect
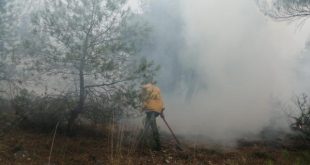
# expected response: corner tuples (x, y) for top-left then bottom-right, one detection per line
(141, 111), (161, 150)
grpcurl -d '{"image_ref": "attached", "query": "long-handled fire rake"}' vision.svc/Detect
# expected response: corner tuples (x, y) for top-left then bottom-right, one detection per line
(160, 114), (184, 151)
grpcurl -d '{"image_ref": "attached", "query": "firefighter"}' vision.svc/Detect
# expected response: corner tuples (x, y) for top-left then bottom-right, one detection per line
(140, 82), (165, 151)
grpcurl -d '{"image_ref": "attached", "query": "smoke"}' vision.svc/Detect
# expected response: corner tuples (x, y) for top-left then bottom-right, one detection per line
(140, 0), (310, 145)
(7, 0), (310, 146)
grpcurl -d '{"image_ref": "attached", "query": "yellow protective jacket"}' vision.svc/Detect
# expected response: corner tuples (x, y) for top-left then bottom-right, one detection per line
(142, 83), (164, 113)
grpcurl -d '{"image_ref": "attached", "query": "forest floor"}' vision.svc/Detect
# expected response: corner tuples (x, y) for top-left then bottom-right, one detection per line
(0, 114), (310, 165)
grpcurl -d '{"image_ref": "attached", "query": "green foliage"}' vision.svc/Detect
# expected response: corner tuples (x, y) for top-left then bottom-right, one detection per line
(266, 159), (274, 165)
(0, 0), (10, 81)
(0, 0), (159, 131)
(287, 151), (310, 165)
(135, 57), (160, 84)
(25, 0), (159, 126)
(0, 0), (26, 83)
(282, 150), (290, 160)
(10, 87), (145, 131)
(11, 89), (74, 131)
(29, 0), (151, 76)
(12, 89), (34, 117)
(83, 84), (145, 125)
(0, 96), (7, 109)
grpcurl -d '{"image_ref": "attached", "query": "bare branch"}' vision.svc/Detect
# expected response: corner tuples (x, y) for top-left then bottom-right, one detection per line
(84, 77), (139, 89)
(257, 0), (310, 24)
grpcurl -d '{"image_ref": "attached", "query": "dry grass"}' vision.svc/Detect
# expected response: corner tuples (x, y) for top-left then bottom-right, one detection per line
(1, 123), (310, 165)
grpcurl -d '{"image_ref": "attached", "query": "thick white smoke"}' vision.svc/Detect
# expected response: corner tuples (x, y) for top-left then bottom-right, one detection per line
(146, 0), (310, 145)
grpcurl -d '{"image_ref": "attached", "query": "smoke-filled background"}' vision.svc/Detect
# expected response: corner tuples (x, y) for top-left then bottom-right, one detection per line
(136, 0), (310, 145)
(3, 0), (310, 146)
(3, 1), (310, 164)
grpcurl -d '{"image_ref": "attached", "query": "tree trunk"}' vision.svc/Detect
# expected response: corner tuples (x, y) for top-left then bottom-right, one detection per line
(67, 52), (87, 133)
(67, 26), (90, 133)
(67, 68), (85, 133)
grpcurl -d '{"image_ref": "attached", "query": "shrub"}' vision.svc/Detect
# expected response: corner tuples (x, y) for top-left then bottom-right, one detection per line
(289, 94), (310, 140)
(82, 87), (143, 126)
(11, 88), (143, 132)
(11, 89), (74, 131)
